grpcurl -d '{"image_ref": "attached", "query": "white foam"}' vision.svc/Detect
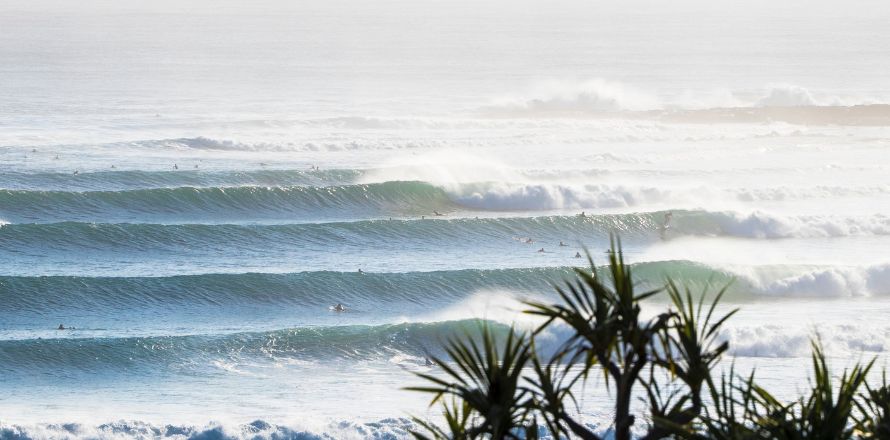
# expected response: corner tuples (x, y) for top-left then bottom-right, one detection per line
(736, 264), (890, 297)
(488, 78), (662, 113)
(713, 211), (890, 238)
(722, 324), (890, 358)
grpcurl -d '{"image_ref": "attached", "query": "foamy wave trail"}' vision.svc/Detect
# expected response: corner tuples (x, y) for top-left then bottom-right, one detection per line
(722, 323), (890, 358)
(0, 182), (455, 223)
(0, 169), (363, 192)
(678, 210), (890, 238)
(0, 419), (426, 440)
(443, 182), (890, 212)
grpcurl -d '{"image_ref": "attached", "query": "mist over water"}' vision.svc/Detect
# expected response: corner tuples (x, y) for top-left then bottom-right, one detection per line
(2, 0), (890, 437)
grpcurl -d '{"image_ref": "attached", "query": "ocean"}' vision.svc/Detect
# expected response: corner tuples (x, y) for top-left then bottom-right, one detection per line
(2, 0), (890, 438)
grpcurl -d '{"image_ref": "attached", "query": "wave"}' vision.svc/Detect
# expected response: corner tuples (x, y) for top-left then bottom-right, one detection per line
(486, 78), (662, 113)
(0, 182), (454, 223)
(0, 320), (521, 374)
(7, 316), (881, 380)
(5, 262), (889, 322)
(2, 316), (887, 382)
(0, 268), (579, 315)
(0, 169), (363, 192)
(3, 212), (890, 258)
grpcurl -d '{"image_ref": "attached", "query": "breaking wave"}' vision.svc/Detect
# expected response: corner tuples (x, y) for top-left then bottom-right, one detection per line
(4, 262), (889, 321)
(0, 182), (455, 223)
(3, 212), (890, 259)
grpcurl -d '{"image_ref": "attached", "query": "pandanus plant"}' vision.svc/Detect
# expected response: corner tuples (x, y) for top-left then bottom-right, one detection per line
(406, 325), (537, 439)
(408, 236), (888, 439)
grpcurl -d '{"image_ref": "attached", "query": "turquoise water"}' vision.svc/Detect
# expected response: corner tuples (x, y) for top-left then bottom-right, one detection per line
(3, 0), (890, 437)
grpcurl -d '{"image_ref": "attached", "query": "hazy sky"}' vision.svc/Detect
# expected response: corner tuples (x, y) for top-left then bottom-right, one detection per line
(3, 0), (889, 116)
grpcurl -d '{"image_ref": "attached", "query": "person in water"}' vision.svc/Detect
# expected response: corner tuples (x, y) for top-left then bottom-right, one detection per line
(358, 268), (364, 274)
(525, 238), (533, 244)
(575, 252), (582, 258)
(333, 303), (346, 312)
(579, 211), (586, 217)
(173, 164), (178, 170)
(559, 241), (568, 247)
(537, 248), (545, 253)
(57, 324), (65, 330)
(659, 211), (673, 239)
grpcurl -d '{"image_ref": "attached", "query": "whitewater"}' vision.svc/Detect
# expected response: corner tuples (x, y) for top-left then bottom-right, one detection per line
(2, 0), (890, 438)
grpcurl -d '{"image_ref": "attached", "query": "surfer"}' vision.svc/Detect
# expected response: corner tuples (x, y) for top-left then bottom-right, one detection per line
(659, 211), (673, 239)
(358, 268), (364, 274)
(559, 241), (568, 247)
(57, 324), (65, 330)
(333, 303), (346, 312)
(72, 170), (78, 175)
(173, 164), (178, 170)
(574, 252), (582, 258)
(525, 238), (533, 244)
(579, 211), (586, 218)
(433, 211), (445, 216)
(537, 248), (545, 253)
(424, 357), (434, 367)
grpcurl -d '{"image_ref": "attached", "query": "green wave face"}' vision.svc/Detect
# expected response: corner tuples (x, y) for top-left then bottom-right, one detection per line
(0, 181), (455, 223)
